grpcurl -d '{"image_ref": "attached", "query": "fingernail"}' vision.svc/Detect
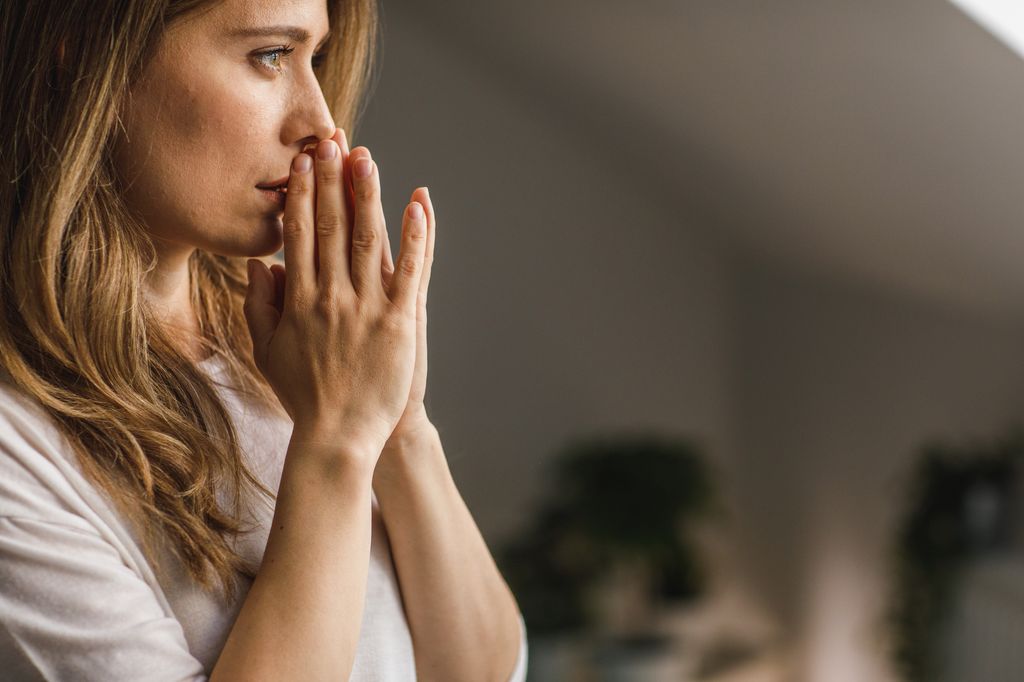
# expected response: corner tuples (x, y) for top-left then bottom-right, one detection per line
(409, 202), (424, 220)
(354, 157), (372, 179)
(293, 153), (312, 172)
(317, 139), (337, 160)
(246, 259), (256, 281)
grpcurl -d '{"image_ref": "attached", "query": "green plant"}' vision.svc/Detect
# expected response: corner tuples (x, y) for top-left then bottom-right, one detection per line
(888, 428), (1022, 682)
(498, 431), (718, 637)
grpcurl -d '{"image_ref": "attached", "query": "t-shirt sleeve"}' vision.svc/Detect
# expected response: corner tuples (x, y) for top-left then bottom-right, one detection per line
(506, 611), (529, 682)
(0, 515), (208, 681)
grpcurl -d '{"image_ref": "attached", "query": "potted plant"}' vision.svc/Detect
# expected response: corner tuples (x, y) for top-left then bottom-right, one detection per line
(888, 428), (1023, 682)
(498, 431), (718, 680)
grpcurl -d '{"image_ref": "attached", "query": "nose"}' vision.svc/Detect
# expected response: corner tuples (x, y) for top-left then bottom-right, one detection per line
(284, 79), (336, 150)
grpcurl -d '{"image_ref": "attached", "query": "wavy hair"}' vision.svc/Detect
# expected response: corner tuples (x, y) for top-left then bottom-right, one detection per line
(0, 0), (378, 600)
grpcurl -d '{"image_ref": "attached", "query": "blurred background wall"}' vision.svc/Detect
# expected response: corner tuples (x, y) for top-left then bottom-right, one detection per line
(355, 1), (1024, 679)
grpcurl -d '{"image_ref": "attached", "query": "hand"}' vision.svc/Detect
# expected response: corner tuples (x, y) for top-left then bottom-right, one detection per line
(337, 140), (438, 450)
(242, 128), (429, 465)
(310, 133), (439, 449)
(374, 183), (437, 449)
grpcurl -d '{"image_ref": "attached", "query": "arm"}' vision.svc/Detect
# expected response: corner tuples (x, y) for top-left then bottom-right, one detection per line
(210, 425), (376, 682)
(372, 424), (526, 682)
(0, 516), (210, 681)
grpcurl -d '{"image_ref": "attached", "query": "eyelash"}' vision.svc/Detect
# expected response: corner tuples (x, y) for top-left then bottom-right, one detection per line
(252, 44), (327, 73)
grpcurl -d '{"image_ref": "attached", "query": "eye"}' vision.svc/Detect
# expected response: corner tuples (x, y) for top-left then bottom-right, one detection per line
(252, 45), (327, 74)
(252, 45), (293, 73)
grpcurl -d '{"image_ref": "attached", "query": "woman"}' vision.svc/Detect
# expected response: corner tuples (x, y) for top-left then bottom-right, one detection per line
(0, 0), (527, 679)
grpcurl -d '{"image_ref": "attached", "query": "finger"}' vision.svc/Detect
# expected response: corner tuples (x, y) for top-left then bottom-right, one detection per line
(270, 263), (286, 316)
(349, 147), (386, 298)
(380, 216), (395, 294)
(334, 129), (382, 292)
(281, 152), (315, 306)
(243, 259), (281, 372)
(332, 128), (355, 232)
(388, 201), (428, 312)
(410, 186), (435, 307)
(313, 138), (349, 292)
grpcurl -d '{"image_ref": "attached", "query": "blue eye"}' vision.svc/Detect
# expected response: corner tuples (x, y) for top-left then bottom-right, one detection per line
(252, 45), (326, 74)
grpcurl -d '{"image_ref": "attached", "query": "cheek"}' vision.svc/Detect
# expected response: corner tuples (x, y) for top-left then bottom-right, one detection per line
(112, 51), (288, 254)
(124, 80), (265, 227)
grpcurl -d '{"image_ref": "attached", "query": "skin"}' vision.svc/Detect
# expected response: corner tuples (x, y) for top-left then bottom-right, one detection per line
(110, 0), (524, 677)
(111, 0), (336, 349)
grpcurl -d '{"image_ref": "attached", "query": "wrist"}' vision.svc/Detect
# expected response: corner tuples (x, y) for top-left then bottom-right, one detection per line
(382, 413), (439, 454)
(375, 422), (447, 484)
(290, 419), (384, 466)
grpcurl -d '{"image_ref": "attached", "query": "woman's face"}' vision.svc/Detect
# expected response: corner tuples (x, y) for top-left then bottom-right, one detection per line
(112, 0), (335, 259)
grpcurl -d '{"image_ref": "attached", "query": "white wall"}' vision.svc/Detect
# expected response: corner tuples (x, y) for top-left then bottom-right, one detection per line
(355, 4), (1024, 680)
(732, 258), (1024, 681)
(357, 6), (737, 546)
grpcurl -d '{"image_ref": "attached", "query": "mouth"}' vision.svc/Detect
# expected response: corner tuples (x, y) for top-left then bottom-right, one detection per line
(257, 182), (287, 207)
(257, 148), (317, 193)
(256, 176), (289, 193)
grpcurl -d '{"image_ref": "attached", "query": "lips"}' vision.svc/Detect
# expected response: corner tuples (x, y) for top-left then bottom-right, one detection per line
(256, 175), (290, 191)
(258, 147), (318, 190)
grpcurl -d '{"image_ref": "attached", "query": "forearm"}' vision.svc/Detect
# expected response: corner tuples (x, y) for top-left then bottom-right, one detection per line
(373, 426), (523, 682)
(211, 426), (377, 682)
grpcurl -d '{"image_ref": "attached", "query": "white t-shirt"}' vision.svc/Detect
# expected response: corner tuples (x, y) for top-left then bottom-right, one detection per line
(0, 353), (528, 680)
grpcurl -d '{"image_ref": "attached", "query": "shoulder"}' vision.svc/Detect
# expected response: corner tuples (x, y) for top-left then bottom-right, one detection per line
(0, 378), (71, 444)
(0, 379), (101, 532)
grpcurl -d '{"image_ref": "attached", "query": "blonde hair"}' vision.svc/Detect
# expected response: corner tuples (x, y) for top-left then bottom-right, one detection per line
(0, 0), (378, 600)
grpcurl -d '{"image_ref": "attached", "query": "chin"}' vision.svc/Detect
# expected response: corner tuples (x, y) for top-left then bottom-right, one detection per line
(205, 215), (284, 259)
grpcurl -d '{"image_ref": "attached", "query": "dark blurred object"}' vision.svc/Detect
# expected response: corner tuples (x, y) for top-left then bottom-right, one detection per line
(888, 427), (1024, 682)
(498, 432), (717, 639)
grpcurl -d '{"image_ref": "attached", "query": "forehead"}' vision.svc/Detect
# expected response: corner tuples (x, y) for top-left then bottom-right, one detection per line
(185, 0), (330, 40)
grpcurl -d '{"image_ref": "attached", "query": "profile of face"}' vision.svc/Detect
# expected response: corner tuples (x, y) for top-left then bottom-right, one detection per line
(111, 0), (336, 260)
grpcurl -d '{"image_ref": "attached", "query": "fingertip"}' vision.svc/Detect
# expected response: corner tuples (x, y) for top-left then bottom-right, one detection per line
(415, 187), (434, 215)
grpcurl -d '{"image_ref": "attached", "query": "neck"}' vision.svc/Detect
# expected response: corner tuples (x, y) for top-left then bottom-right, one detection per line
(145, 238), (208, 363)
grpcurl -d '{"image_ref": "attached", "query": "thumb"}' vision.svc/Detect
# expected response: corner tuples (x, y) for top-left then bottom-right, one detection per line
(243, 259), (280, 373)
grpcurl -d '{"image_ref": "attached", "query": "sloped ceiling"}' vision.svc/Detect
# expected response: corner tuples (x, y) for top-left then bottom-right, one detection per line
(392, 0), (1024, 320)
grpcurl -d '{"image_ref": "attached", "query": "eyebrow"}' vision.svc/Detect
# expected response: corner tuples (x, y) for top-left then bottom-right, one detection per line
(229, 25), (331, 49)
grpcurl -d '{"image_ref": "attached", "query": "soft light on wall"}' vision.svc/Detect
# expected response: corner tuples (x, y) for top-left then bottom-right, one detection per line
(950, 0), (1024, 59)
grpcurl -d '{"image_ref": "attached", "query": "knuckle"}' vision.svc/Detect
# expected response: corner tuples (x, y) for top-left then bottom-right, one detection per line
(287, 181), (311, 197)
(315, 212), (344, 235)
(313, 289), (340, 319)
(317, 167), (341, 184)
(397, 253), (420, 277)
(351, 227), (377, 250)
(381, 307), (409, 333)
(356, 182), (377, 202)
(282, 216), (305, 240)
